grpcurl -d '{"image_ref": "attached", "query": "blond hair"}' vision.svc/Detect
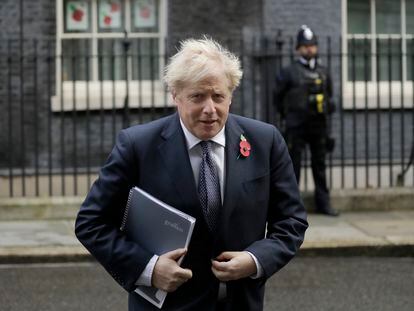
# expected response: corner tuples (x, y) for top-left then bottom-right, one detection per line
(164, 37), (243, 92)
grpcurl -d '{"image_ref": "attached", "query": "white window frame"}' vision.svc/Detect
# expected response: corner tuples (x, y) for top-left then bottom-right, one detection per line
(53, 0), (169, 111)
(342, 0), (414, 109)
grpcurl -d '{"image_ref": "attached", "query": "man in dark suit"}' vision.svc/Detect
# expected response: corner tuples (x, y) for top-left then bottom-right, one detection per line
(75, 37), (308, 311)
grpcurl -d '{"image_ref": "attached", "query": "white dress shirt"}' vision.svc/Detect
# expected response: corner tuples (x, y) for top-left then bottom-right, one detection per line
(135, 120), (263, 287)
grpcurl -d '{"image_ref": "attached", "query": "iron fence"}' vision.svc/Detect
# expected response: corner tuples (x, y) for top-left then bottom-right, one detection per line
(0, 35), (413, 198)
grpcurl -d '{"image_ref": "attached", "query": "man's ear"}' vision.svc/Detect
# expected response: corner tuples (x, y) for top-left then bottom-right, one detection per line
(171, 89), (178, 105)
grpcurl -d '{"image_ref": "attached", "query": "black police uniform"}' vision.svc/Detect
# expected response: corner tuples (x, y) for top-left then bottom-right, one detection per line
(274, 31), (337, 215)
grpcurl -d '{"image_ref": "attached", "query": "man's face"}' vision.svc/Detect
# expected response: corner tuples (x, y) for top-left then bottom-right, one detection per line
(173, 74), (232, 140)
(297, 44), (318, 60)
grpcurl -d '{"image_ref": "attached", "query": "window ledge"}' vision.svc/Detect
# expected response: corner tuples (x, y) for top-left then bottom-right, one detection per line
(343, 81), (414, 109)
(51, 80), (173, 111)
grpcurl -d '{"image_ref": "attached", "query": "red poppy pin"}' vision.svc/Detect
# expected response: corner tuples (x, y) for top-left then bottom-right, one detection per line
(238, 134), (251, 159)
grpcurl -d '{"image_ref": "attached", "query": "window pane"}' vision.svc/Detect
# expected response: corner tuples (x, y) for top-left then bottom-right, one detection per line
(407, 39), (414, 80)
(377, 39), (402, 81)
(98, 39), (126, 80)
(62, 39), (92, 81)
(64, 0), (91, 33)
(131, 38), (159, 80)
(98, 0), (124, 33)
(98, 38), (160, 81)
(406, 0), (414, 34)
(131, 0), (159, 33)
(348, 0), (370, 34)
(376, 0), (401, 34)
(348, 39), (372, 81)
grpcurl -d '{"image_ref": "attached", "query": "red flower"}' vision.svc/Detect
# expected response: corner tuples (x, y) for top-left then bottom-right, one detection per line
(239, 134), (251, 158)
(72, 9), (84, 22)
(111, 3), (120, 12)
(104, 15), (112, 25)
(140, 6), (151, 18)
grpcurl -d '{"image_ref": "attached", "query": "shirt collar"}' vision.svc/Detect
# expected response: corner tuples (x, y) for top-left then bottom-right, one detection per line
(179, 119), (226, 150)
(299, 56), (317, 69)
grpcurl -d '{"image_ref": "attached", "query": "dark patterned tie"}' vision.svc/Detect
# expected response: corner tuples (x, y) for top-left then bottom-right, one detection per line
(198, 141), (221, 232)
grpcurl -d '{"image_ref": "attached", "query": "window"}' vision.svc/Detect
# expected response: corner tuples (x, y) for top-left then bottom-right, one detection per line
(344, 0), (414, 108)
(53, 0), (168, 111)
(347, 0), (406, 82)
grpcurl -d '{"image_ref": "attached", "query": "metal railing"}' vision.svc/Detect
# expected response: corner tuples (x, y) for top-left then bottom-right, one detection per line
(0, 35), (413, 198)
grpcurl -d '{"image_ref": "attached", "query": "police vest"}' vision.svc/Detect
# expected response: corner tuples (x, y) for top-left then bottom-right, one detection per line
(283, 61), (329, 117)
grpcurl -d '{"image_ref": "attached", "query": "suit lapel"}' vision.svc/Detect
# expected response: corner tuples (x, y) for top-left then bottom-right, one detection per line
(158, 113), (202, 218)
(218, 115), (250, 235)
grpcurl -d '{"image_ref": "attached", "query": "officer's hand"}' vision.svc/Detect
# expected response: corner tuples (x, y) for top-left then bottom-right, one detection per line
(152, 248), (192, 292)
(211, 251), (257, 282)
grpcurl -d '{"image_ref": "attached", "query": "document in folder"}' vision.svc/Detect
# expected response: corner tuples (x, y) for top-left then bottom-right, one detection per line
(120, 186), (196, 308)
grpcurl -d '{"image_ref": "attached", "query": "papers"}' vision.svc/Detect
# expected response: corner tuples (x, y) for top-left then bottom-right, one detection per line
(120, 186), (196, 308)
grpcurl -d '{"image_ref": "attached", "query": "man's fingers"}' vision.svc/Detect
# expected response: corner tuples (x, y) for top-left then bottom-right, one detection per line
(213, 251), (237, 271)
(211, 265), (231, 282)
(211, 251), (257, 281)
(164, 248), (187, 261)
(162, 267), (192, 292)
(176, 267), (193, 280)
(211, 259), (231, 271)
(215, 251), (235, 261)
(152, 250), (192, 292)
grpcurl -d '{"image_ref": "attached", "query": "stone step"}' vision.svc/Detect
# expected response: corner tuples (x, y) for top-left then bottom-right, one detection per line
(0, 188), (412, 221)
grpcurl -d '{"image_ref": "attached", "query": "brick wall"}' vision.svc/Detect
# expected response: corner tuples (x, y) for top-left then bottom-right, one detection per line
(0, 0), (55, 39)
(0, 0), (55, 169)
(263, 0), (342, 39)
(167, 0), (263, 44)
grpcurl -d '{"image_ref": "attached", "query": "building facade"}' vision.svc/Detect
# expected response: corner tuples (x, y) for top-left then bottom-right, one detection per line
(0, 0), (413, 197)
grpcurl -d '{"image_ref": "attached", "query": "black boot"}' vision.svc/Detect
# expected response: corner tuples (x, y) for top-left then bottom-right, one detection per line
(316, 206), (340, 217)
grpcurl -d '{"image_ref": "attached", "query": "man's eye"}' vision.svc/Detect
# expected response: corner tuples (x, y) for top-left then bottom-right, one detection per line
(213, 94), (225, 101)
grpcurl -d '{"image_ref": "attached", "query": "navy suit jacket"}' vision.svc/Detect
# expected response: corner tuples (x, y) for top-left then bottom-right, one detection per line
(75, 113), (308, 311)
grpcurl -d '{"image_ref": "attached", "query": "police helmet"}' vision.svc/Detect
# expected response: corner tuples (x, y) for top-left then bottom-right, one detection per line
(296, 25), (318, 48)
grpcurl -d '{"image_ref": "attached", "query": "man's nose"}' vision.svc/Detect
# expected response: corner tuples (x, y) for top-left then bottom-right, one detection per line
(203, 97), (216, 114)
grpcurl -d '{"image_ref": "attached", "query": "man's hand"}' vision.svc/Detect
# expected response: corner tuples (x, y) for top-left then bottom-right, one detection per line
(211, 251), (257, 282)
(152, 248), (193, 292)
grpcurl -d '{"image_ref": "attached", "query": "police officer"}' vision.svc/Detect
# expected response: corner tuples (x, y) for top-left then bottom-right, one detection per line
(274, 25), (339, 216)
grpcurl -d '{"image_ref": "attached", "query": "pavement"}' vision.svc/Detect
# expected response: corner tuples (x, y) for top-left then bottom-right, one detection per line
(0, 210), (413, 263)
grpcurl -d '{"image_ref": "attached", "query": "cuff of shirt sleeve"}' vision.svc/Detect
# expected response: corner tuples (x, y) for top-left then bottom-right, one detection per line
(135, 255), (159, 287)
(246, 251), (263, 279)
